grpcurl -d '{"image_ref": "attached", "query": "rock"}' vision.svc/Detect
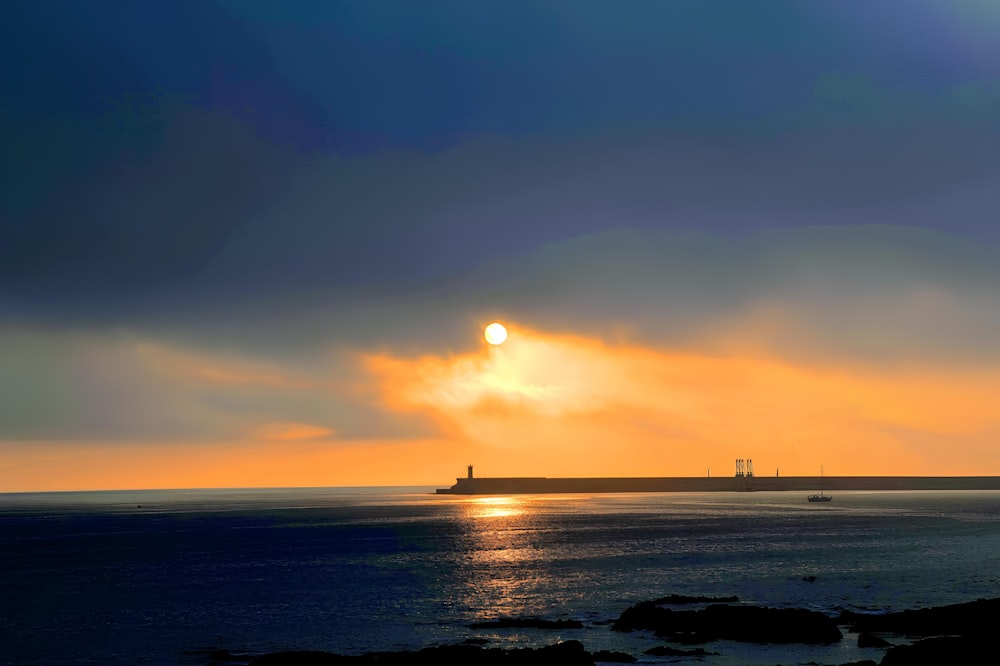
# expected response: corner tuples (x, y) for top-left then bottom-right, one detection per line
(591, 649), (637, 662)
(613, 602), (842, 644)
(840, 597), (1000, 638)
(858, 632), (893, 648)
(699, 605), (842, 644)
(669, 632), (712, 645)
(469, 617), (584, 629)
(802, 576), (817, 583)
(611, 601), (670, 632)
(879, 635), (988, 665)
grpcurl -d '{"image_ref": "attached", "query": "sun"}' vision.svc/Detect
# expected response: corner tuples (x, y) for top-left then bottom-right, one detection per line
(484, 322), (508, 345)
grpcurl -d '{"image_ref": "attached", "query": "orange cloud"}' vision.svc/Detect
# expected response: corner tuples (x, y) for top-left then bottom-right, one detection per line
(364, 325), (1000, 478)
(253, 422), (336, 442)
(4, 324), (998, 492)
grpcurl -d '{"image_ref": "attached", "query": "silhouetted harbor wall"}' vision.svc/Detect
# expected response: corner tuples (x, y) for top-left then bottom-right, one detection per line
(435, 476), (1000, 494)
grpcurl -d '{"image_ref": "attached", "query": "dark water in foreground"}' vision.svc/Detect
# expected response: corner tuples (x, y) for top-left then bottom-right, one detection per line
(2, 488), (999, 665)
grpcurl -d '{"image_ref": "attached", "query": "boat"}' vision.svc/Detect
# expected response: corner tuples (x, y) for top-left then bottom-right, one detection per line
(808, 466), (832, 502)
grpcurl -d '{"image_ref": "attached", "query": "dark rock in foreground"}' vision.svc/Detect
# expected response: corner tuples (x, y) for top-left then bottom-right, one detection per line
(244, 596), (1000, 666)
(248, 640), (595, 665)
(611, 601), (661, 632)
(613, 601), (842, 644)
(839, 597), (1000, 638)
(879, 635), (989, 665)
(469, 617), (584, 629)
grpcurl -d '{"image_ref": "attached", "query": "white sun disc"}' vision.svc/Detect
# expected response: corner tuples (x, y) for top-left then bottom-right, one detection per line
(484, 322), (508, 345)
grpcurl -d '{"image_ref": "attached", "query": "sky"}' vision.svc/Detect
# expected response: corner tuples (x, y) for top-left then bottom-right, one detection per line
(2, 1), (1000, 491)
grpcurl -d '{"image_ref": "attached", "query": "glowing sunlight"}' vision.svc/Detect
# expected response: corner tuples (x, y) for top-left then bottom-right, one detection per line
(364, 325), (1000, 478)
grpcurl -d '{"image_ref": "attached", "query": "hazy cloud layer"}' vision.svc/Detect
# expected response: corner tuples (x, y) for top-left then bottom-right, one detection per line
(0, 328), (439, 442)
(3, 224), (998, 444)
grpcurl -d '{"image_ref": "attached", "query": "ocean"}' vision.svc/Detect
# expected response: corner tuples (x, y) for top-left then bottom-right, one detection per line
(2, 488), (999, 665)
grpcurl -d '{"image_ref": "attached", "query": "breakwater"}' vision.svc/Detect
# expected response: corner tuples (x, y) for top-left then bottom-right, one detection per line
(435, 475), (1000, 495)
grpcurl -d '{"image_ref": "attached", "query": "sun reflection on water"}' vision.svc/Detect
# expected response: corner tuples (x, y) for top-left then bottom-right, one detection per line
(447, 494), (624, 626)
(466, 496), (526, 520)
(451, 495), (551, 622)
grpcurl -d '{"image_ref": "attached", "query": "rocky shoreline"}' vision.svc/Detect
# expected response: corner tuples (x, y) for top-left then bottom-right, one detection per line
(200, 596), (998, 666)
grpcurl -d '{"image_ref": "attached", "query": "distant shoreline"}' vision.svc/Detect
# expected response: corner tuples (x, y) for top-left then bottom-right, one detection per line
(436, 475), (1000, 494)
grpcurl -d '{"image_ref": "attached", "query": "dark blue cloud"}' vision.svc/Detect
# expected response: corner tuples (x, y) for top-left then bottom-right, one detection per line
(2, 0), (999, 324)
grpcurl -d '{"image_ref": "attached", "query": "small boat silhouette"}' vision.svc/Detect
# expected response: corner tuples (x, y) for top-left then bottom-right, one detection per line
(808, 466), (832, 502)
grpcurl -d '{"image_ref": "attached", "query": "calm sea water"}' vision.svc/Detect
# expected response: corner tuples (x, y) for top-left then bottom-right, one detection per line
(2, 488), (999, 665)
